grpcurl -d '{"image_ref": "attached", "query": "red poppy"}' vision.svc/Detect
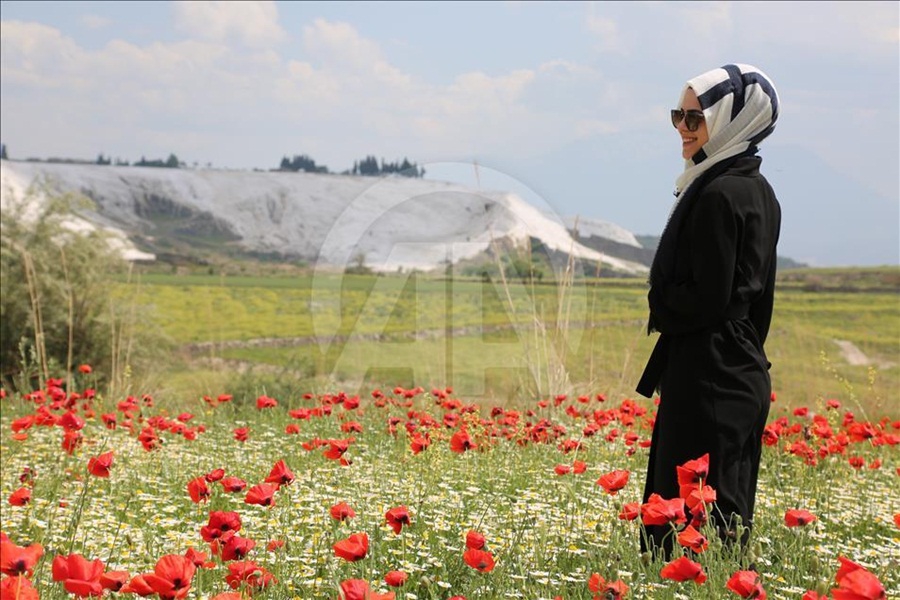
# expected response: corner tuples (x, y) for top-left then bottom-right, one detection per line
(224, 561), (275, 590)
(88, 452), (113, 477)
(285, 423), (301, 435)
(385, 506), (411, 535)
(244, 483), (277, 507)
(51, 553), (106, 597)
(659, 556), (707, 583)
(463, 548), (495, 572)
(138, 427), (161, 451)
(726, 570), (767, 599)
(677, 453), (710, 496)
(450, 429), (475, 453)
(333, 533), (369, 562)
(99, 571), (130, 592)
(59, 411), (86, 431)
(77, 364), (92, 374)
(641, 493), (687, 526)
(893, 513), (900, 529)
(618, 502), (640, 521)
(183, 548), (215, 569)
(341, 421), (363, 433)
(220, 535), (256, 561)
(339, 579), (396, 600)
(266, 540), (285, 552)
(0, 541), (43, 577)
(233, 427), (250, 442)
(324, 439), (352, 460)
(596, 470), (630, 495)
(410, 433), (431, 454)
(384, 570), (408, 587)
(187, 477), (211, 504)
(835, 556), (866, 584)
(677, 525), (709, 553)
(8, 488), (30, 507)
(205, 468), (226, 482)
(784, 509), (817, 527)
(209, 594), (243, 600)
(142, 554), (196, 600)
(684, 484), (717, 514)
(200, 511), (242, 542)
(833, 569), (885, 600)
(588, 573), (629, 600)
(0, 575), (39, 600)
(833, 556), (885, 600)
(802, 592), (828, 600)
(61, 430), (83, 455)
(554, 464), (572, 476)
(255, 395), (278, 409)
(220, 476), (247, 493)
(330, 502), (356, 521)
(465, 530), (486, 550)
(10, 416), (34, 433)
(264, 460), (295, 487)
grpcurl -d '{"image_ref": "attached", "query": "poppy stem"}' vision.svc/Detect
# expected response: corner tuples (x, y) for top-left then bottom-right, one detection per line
(105, 491), (135, 564)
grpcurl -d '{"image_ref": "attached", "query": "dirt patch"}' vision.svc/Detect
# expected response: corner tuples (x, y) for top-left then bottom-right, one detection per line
(833, 339), (895, 369)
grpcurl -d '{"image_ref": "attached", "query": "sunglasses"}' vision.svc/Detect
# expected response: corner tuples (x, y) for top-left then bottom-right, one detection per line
(670, 108), (705, 132)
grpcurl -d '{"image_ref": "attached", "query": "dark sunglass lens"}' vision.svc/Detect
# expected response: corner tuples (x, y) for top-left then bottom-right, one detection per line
(684, 110), (704, 132)
(670, 109), (683, 128)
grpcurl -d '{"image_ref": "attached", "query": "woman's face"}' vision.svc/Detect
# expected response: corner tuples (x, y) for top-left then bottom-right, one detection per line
(677, 88), (709, 160)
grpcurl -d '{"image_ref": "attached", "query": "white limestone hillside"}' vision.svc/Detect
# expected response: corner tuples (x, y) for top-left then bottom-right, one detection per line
(0, 160), (648, 274)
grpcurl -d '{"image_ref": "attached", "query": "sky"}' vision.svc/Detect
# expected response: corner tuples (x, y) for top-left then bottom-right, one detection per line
(1, 1), (898, 266)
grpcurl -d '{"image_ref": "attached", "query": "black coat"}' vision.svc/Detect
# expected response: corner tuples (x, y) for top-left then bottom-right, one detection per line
(636, 152), (781, 556)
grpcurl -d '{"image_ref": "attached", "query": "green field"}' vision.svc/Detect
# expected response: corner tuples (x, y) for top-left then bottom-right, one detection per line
(120, 268), (899, 418)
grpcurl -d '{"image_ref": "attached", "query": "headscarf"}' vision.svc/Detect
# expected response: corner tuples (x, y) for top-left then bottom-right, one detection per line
(674, 63), (780, 198)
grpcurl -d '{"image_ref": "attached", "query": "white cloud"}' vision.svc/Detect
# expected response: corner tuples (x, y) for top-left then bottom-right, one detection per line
(79, 15), (111, 30)
(173, 0), (286, 48)
(585, 15), (625, 54)
(303, 19), (379, 65)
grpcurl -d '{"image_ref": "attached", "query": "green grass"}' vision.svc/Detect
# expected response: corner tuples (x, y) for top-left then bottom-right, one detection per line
(118, 269), (899, 417)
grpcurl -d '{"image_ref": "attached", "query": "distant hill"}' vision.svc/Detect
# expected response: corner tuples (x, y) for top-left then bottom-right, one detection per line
(0, 159), (650, 276)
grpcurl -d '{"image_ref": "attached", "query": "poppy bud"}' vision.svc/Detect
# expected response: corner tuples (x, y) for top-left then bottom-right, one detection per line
(640, 552), (652, 566)
(816, 580), (829, 596)
(809, 554), (820, 573)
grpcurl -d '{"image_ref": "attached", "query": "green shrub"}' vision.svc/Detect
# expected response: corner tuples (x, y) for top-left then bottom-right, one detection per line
(0, 185), (172, 390)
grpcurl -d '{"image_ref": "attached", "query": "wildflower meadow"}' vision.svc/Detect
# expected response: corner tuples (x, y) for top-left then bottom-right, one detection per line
(1, 372), (897, 599)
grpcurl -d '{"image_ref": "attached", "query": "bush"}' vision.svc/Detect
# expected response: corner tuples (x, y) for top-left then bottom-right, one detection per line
(0, 186), (171, 390)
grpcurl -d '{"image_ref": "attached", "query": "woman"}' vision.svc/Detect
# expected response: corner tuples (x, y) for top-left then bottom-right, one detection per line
(636, 63), (781, 558)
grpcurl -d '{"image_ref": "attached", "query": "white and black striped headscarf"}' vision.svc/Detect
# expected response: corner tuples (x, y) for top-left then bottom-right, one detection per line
(674, 63), (780, 197)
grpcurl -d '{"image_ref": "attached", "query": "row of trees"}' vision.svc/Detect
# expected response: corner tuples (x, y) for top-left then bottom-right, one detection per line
(2, 143), (425, 178)
(277, 153), (424, 178)
(0, 144), (183, 169)
(351, 156), (424, 177)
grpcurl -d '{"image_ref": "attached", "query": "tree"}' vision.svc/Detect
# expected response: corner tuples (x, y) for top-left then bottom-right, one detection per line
(0, 143), (7, 160)
(165, 153), (180, 168)
(278, 154), (328, 173)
